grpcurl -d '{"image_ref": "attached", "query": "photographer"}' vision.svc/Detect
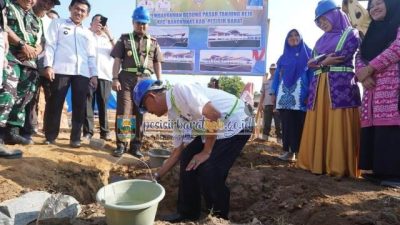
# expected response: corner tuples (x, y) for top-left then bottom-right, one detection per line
(83, 14), (114, 141)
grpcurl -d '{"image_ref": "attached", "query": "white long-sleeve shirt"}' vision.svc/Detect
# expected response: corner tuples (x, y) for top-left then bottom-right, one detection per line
(44, 18), (97, 78)
(92, 32), (113, 81)
(166, 83), (249, 148)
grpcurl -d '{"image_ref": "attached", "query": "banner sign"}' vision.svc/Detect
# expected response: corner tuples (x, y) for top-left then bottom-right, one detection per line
(138, 0), (268, 76)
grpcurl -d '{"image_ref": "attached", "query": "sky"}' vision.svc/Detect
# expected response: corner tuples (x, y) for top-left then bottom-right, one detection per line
(53, 0), (366, 92)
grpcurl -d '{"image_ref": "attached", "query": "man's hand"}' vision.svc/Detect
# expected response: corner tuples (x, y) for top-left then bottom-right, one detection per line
(186, 151), (210, 171)
(89, 76), (98, 90)
(102, 25), (112, 40)
(44, 67), (55, 81)
(271, 94), (276, 105)
(258, 105), (264, 113)
(112, 79), (121, 91)
(19, 44), (37, 61)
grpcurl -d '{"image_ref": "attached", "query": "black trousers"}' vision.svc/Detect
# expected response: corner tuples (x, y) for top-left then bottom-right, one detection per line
(279, 109), (305, 153)
(177, 131), (251, 219)
(44, 74), (89, 142)
(83, 79), (112, 137)
(22, 76), (51, 135)
(262, 105), (282, 138)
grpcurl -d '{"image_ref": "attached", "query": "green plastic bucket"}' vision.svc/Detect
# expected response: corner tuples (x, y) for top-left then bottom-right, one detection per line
(148, 149), (171, 168)
(96, 179), (165, 225)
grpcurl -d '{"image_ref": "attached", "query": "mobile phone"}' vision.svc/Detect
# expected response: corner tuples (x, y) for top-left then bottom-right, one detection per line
(100, 16), (108, 26)
(313, 53), (327, 63)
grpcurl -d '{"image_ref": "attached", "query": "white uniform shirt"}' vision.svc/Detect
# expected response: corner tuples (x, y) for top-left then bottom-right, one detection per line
(166, 83), (249, 148)
(92, 32), (113, 81)
(41, 15), (52, 40)
(44, 18), (97, 78)
(37, 15), (52, 60)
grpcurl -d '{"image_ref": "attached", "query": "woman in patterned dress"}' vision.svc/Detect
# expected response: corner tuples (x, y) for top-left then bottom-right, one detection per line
(297, 0), (361, 178)
(270, 29), (312, 162)
(355, 0), (400, 185)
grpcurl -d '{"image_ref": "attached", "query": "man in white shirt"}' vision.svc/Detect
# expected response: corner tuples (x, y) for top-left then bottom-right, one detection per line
(133, 79), (253, 222)
(43, 0), (97, 147)
(83, 14), (114, 141)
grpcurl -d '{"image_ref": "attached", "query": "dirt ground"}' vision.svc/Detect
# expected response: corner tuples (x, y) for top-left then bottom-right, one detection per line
(0, 119), (399, 225)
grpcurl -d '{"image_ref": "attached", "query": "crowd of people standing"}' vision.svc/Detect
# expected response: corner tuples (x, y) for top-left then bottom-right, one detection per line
(0, 0), (397, 222)
(264, 0), (399, 186)
(0, 0), (163, 159)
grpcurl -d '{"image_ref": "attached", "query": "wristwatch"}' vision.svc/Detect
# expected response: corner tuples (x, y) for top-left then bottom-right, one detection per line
(18, 40), (26, 49)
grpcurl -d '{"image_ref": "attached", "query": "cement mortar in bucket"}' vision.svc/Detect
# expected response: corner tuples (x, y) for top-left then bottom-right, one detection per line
(147, 149), (171, 168)
(96, 179), (165, 225)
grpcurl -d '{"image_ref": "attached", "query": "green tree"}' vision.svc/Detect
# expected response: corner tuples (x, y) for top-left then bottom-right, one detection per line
(218, 76), (245, 97)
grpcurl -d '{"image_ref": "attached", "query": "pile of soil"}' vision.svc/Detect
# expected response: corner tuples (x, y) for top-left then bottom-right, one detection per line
(0, 129), (399, 225)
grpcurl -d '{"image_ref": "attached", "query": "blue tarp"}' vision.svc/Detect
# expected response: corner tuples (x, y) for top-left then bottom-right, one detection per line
(65, 88), (117, 112)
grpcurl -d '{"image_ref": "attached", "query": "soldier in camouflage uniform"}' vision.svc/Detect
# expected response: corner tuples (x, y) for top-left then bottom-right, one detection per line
(0, 0), (43, 145)
(0, 0), (23, 159)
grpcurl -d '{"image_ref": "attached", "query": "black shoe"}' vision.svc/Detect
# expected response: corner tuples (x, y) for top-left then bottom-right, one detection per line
(100, 133), (112, 141)
(161, 213), (198, 223)
(83, 133), (92, 140)
(129, 142), (143, 158)
(381, 178), (400, 189)
(112, 145), (126, 157)
(0, 145), (23, 159)
(22, 134), (34, 144)
(70, 140), (81, 148)
(4, 134), (31, 145)
(361, 173), (383, 185)
(129, 149), (144, 158)
(44, 139), (56, 145)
